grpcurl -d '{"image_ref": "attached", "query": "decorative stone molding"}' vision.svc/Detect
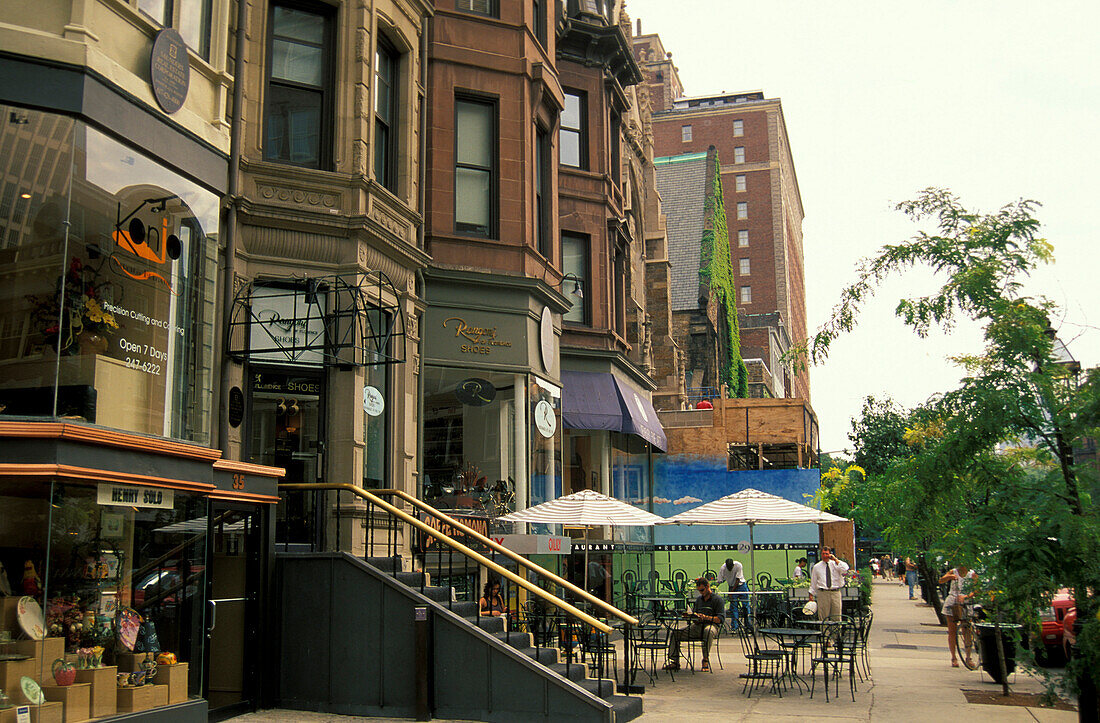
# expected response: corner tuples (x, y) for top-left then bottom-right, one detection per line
(255, 182), (341, 210)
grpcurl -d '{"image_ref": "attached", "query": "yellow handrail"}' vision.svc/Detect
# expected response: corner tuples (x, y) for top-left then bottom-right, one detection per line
(374, 488), (639, 626)
(279, 483), (613, 634)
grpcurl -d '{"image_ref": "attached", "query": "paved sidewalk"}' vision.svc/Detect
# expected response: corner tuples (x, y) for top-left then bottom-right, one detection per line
(234, 578), (1076, 722)
(632, 578), (1075, 722)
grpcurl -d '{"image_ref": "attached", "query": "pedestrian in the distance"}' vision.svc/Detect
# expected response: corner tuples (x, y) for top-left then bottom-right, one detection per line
(905, 557), (919, 600)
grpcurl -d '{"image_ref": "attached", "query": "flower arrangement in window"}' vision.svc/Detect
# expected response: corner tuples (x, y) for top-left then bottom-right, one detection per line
(29, 256), (118, 355)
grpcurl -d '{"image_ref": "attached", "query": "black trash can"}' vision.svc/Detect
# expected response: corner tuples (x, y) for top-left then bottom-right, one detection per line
(975, 622), (1022, 683)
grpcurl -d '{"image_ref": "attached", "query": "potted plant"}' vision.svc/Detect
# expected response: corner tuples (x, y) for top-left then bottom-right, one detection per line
(29, 256), (118, 355)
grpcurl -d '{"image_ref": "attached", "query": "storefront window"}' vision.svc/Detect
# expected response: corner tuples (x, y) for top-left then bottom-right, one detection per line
(422, 367), (517, 521)
(528, 377), (562, 508)
(0, 106), (218, 444)
(611, 432), (651, 543)
(363, 309), (391, 487)
(0, 478), (206, 713)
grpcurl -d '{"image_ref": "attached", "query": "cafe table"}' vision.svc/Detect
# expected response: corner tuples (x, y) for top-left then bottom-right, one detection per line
(637, 594), (685, 616)
(758, 626), (821, 693)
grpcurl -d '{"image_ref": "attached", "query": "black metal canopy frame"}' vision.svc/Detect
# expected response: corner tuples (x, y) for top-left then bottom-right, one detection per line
(227, 272), (406, 367)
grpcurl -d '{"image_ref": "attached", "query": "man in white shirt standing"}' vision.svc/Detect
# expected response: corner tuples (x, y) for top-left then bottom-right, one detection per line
(716, 558), (749, 630)
(808, 546), (849, 621)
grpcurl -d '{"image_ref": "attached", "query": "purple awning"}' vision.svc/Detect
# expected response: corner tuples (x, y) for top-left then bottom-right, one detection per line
(561, 370), (622, 432)
(611, 376), (668, 452)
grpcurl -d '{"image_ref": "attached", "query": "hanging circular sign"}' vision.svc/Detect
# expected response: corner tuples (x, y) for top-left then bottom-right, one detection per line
(534, 399), (557, 438)
(362, 386), (385, 417)
(737, 540), (752, 555)
(539, 306), (554, 373)
(455, 378), (496, 407)
(149, 28), (190, 114)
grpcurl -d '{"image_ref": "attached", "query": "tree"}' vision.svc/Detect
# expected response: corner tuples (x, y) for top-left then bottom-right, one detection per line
(793, 188), (1100, 704)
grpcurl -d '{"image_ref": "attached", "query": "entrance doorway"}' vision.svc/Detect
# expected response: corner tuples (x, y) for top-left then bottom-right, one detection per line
(248, 369), (323, 548)
(204, 505), (262, 720)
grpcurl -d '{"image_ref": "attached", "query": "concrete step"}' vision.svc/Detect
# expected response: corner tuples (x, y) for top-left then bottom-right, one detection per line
(609, 693), (644, 722)
(363, 556), (401, 573)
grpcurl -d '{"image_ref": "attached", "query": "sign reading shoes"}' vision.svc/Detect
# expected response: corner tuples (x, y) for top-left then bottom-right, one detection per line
(98, 485), (175, 509)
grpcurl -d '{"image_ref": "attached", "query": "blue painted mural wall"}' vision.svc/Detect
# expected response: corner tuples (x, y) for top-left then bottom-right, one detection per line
(652, 455), (822, 546)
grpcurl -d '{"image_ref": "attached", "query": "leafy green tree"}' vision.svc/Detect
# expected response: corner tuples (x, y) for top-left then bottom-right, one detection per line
(849, 395), (910, 477)
(794, 188), (1099, 702)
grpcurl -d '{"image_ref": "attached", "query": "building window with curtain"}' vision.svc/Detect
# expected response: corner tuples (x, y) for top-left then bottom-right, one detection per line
(457, 0), (497, 17)
(374, 37), (398, 193)
(560, 91), (586, 169)
(455, 97), (496, 237)
(535, 125), (551, 257)
(562, 233), (588, 324)
(264, 2), (333, 169)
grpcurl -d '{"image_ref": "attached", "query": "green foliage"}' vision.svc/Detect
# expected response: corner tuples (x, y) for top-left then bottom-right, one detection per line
(793, 188), (1099, 691)
(849, 395), (911, 477)
(698, 161), (748, 397)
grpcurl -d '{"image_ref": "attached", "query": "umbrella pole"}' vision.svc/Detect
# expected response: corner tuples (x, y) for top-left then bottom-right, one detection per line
(584, 526), (590, 593)
(749, 522), (756, 627)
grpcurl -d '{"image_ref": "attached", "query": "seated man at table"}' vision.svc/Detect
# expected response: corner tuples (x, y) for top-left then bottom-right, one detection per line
(664, 578), (725, 672)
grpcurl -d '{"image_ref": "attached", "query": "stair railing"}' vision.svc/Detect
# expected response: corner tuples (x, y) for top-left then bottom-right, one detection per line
(280, 482), (636, 697)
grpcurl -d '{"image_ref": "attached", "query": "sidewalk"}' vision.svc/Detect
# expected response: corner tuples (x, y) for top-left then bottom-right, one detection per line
(234, 578), (1077, 722)
(632, 577), (1075, 721)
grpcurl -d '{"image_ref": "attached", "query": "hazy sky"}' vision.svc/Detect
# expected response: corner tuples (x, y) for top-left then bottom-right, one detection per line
(628, 0), (1100, 452)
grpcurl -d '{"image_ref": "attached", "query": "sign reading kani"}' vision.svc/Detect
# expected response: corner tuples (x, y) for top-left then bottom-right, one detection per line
(442, 316), (513, 355)
(97, 485), (175, 510)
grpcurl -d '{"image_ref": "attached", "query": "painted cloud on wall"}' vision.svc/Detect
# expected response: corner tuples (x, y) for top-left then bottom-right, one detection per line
(653, 496), (672, 504)
(672, 495), (703, 505)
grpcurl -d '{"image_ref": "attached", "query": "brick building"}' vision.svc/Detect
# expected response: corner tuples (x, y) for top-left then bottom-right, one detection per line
(633, 31), (809, 401)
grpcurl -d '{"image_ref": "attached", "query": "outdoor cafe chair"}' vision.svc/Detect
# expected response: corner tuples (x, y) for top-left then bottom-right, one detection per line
(736, 618), (785, 697)
(853, 610), (873, 681)
(809, 618), (859, 702)
(630, 612), (674, 683)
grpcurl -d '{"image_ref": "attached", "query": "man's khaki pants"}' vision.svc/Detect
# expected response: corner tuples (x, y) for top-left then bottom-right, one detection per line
(816, 588), (843, 621)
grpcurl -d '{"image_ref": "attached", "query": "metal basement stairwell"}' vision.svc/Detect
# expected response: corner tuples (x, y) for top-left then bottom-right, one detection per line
(275, 484), (644, 723)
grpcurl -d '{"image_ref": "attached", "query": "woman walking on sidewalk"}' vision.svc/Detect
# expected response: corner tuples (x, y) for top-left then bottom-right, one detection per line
(940, 564), (978, 667)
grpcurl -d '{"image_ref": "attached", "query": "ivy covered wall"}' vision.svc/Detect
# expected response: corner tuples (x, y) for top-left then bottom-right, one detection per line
(698, 151), (749, 397)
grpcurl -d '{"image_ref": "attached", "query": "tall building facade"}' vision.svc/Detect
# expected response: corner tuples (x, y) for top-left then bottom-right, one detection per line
(0, 0), (430, 717)
(419, 1), (669, 565)
(634, 31), (809, 402)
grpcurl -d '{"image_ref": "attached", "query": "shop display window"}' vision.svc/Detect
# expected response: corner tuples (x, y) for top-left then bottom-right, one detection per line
(0, 479), (206, 716)
(611, 432), (651, 543)
(0, 105), (218, 444)
(422, 366), (517, 523)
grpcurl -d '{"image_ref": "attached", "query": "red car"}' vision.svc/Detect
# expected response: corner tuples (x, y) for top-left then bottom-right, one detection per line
(1062, 605), (1078, 659)
(1037, 589), (1074, 664)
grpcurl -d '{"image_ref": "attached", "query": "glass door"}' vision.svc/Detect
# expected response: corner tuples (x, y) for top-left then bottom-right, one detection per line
(248, 369), (323, 548)
(204, 506), (261, 720)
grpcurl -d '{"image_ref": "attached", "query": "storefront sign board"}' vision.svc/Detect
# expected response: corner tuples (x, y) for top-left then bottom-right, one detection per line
(97, 485), (174, 509)
(423, 307), (528, 367)
(490, 534), (572, 555)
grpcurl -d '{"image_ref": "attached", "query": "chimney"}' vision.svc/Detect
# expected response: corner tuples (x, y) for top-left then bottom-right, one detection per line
(636, 18), (642, 34)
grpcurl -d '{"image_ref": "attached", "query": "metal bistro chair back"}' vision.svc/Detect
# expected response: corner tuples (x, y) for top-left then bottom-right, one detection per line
(810, 617), (859, 702)
(756, 571), (773, 590)
(631, 612), (674, 684)
(736, 620), (785, 697)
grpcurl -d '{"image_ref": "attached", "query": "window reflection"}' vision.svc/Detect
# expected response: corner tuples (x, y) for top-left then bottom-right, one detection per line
(0, 106), (217, 443)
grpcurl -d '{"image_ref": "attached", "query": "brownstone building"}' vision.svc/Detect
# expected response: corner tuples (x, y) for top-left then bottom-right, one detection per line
(634, 31), (809, 402)
(419, 2), (671, 555)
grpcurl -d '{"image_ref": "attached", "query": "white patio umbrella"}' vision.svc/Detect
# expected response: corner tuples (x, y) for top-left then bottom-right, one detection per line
(498, 489), (665, 589)
(659, 488), (847, 607)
